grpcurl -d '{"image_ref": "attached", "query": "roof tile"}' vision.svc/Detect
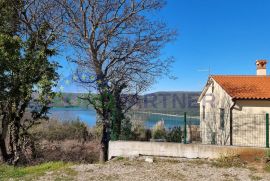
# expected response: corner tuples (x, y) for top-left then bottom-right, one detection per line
(212, 75), (270, 100)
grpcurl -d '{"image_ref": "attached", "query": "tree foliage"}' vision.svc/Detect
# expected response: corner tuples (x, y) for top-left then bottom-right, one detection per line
(0, 0), (62, 165)
(0, 0), (176, 164)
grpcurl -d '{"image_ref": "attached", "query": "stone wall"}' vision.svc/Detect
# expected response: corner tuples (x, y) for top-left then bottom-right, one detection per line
(109, 141), (267, 160)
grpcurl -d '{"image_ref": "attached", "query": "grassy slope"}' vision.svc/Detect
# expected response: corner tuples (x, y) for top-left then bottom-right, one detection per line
(1, 155), (270, 181)
(0, 162), (76, 181)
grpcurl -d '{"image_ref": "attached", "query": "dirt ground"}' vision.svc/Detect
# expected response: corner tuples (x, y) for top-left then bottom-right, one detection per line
(37, 157), (270, 181)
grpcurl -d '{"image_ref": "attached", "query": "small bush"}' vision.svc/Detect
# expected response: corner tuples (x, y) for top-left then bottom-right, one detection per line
(265, 149), (270, 161)
(35, 140), (100, 164)
(119, 118), (133, 140)
(28, 119), (100, 164)
(212, 155), (246, 168)
(131, 120), (145, 141)
(264, 163), (270, 172)
(89, 123), (103, 141)
(152, 120), (166, 139)
(166, 127), (182, 143)
(130, 120), (149, 141)
(30, 119), (90, 142)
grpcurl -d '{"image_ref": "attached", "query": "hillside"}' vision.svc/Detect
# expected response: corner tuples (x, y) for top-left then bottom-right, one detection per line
(133, 91), (200, 115)
(52, 91), (201, 114)
(52, 93), (91, 108)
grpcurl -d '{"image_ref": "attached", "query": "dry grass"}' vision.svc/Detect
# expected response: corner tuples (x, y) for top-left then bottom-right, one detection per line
(24, 119), (101, 165)
(211, 155), (246, 168)
(188, 158), (208, 165)
(35, 140), (100, 164)
(249, 174), (262, 180)
(210, 148), (270, 173)
(238, 149), (266, 163)
(30, 119), (92, 142)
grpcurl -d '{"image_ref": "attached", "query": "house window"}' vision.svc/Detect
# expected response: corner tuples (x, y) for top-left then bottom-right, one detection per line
(202, 106), (205, 119)
(220, 108), (225, 130)
(211, 84), (214, 93)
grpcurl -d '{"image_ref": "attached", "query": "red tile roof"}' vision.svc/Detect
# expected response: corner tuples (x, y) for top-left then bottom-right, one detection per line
(212, 75), (270, 100)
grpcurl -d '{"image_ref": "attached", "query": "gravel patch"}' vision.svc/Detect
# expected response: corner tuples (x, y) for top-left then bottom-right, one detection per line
(39, 158), (270, 181)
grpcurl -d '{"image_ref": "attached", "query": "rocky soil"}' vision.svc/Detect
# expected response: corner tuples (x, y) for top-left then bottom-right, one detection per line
(37, 157), (270, 181)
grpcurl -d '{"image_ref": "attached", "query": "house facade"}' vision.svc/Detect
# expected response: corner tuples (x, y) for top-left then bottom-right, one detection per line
(198, 60), (270, 147)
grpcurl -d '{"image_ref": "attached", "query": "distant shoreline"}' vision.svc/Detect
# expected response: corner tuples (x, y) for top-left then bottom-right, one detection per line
(134, 111), (200, 119)
(50, 106), (94, 109)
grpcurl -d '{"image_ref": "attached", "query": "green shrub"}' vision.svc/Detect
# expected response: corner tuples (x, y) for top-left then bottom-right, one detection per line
(212, 155), (245, 168)
(265, 163), (270, 172)
(166, 127), (182, 143)
(130, 120), (148, 141)
(119, 118), (133, 140)
(152, 120), (166, 139)
(265, 149), (270, 160)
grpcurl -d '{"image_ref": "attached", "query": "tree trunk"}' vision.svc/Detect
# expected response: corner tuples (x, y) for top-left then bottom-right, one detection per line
(0, 116), (10, 162)
(0, 134), (9, 162)
(9, 118), (21, 165)
(99, 122), (109, 163)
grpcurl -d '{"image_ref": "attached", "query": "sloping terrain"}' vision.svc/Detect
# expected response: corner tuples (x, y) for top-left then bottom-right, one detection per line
(34, 158), (270, 181)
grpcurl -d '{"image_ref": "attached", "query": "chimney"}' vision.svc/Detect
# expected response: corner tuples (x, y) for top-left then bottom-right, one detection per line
(256, 60), (267, 76)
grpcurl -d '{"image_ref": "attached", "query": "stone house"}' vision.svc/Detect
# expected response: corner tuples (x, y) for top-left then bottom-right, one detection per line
(198, 60), (270, 147)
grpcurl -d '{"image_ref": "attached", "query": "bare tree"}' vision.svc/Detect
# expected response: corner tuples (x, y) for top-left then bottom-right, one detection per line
(59, 0), (176, 162)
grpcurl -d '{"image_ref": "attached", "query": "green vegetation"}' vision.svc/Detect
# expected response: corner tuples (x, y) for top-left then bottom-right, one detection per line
(188, 159), (208, 165)
(118, 118), (133, 141)
(263, 149), (270, 172)
(249, 174), (262, 181)
(265, 149), (270, 160)
(166, 127), (182, 143)
(0, 162), (76, 181)
(52, 93), (91, 108)
(0, 0), (59, 164)
(29, 119), (100, 164)
(128, 120), (151, 141)
(211, 155), (246, 168)
(0, 0), (195, 165)
(116, 118), (183, 142)
(114, 157), (125, 161)
(264, 164), (270, 172)
(152, 121), (167, 139)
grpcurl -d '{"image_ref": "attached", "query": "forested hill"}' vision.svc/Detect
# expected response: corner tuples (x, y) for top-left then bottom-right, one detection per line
(52, 93), (90, 108)
(52, 91), (201, 114)
(133, 91), (200, 115)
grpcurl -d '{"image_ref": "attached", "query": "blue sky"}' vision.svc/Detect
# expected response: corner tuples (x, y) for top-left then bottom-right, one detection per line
(57, 0), (270, 93)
